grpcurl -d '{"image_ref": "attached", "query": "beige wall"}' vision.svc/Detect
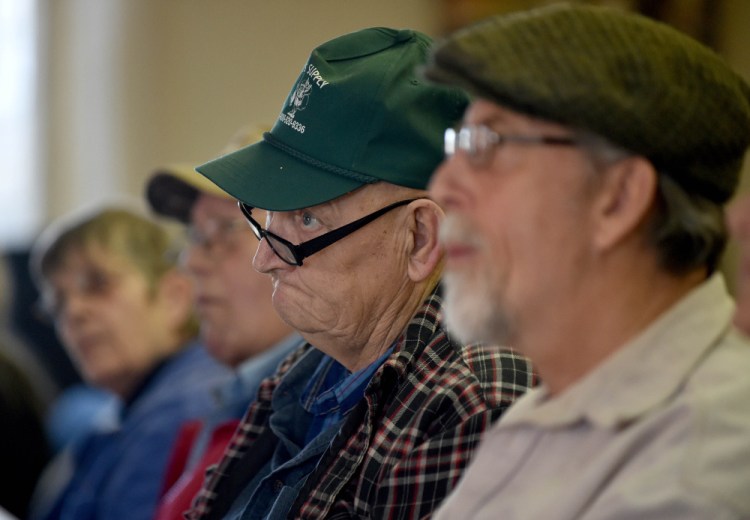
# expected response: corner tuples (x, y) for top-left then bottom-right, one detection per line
(41, 0), (440, 222)
(38, 1), (750, 290)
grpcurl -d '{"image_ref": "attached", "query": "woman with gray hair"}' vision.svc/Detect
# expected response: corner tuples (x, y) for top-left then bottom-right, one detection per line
(29, 207), (230, 520)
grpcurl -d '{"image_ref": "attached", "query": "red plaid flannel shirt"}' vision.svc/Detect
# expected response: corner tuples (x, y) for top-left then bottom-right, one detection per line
(186, 289), (535, 519)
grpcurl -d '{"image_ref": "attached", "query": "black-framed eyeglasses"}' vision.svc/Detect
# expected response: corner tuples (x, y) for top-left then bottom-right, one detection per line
(238, 198), (421, 266)
(445, 124), (578, 167)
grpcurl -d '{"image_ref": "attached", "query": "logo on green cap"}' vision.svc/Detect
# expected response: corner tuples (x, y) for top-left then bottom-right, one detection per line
(288, 79), (311, 118)
(281, 64), (331, 135)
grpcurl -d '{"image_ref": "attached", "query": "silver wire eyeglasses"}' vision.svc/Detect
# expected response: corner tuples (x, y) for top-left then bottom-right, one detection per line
(444, 124), (579, 166)
(238, 198), (422, 266)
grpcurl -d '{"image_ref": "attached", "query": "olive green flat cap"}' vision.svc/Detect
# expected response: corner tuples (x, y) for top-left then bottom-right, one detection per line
(423, 3), (750, 204)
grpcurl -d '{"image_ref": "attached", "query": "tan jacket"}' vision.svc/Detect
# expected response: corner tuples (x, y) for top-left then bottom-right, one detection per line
(436, 274), (750, 520)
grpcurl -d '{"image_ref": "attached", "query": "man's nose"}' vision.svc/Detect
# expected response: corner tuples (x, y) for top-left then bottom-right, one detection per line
(253, 237), (288, 273)
(429, 155), (468, 211)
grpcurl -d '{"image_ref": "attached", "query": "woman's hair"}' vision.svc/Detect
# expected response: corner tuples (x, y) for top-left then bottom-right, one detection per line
(31, 207), (197, 336)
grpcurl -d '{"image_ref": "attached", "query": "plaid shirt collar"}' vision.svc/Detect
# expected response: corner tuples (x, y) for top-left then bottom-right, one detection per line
(186, 286), (535, 519)
(301, 344), (395, 418)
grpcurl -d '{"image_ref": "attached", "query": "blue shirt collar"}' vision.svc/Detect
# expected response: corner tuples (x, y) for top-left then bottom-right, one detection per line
(300, 345), (395, 444)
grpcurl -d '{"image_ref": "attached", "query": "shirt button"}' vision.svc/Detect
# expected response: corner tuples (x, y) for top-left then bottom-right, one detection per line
(273, 480), (284, 492)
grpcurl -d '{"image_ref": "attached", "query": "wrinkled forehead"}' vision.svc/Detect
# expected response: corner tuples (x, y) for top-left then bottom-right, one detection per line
(265, 182), (427, 226)
(265, 185), (361, 217)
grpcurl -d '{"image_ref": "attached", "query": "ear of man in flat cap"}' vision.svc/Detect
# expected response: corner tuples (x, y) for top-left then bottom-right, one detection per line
(196, 27), (469, 211)
(423, 3), (750, 204)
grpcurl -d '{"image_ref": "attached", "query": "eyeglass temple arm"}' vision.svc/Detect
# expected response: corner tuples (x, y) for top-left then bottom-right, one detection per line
(295, 198), (419, 259)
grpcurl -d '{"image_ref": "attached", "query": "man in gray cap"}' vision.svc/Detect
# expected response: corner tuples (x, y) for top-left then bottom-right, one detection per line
(185, 27), (534, 520)
(424, 3), (750, 519)
(145, 127), (300, 520)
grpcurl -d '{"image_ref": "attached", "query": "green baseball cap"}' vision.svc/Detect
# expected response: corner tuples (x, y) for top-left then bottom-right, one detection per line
(196, 27), (469, 211)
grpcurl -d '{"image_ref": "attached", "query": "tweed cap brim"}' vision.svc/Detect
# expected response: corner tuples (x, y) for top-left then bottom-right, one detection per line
(423, 3), (750, 203)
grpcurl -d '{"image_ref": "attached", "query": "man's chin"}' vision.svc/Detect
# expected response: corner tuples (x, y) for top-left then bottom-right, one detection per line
(442, 274), (511, 346)
(443, 285), (488, 344)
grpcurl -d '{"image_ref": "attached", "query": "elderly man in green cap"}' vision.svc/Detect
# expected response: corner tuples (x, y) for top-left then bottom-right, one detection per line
(184, 27), (534, 520)
(424, 4), (750, 519)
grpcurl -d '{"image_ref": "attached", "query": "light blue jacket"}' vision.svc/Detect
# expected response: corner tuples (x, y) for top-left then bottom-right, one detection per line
(31, 341), (231, 520)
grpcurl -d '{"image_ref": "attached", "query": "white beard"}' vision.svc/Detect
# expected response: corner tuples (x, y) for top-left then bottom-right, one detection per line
(442, 269), (513, 346)
(440, 215), (514, 346)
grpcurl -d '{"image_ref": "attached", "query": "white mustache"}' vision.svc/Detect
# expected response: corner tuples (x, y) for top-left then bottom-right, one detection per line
(439, 214), (485, 249)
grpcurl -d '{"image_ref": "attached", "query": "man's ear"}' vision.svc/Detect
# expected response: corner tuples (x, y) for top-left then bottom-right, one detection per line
(157, 269), (195, 330)
(407, 199), (444, 282)
(592, 156), (658, 252)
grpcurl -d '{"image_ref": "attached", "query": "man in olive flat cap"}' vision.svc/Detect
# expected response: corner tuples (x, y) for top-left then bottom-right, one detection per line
(424, 3), (750, 519)
(184, 27), (534, 520)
